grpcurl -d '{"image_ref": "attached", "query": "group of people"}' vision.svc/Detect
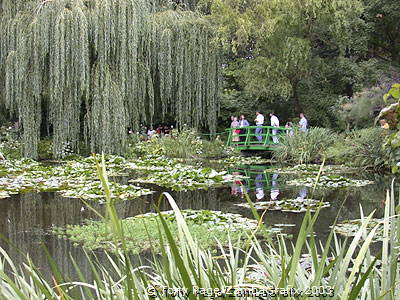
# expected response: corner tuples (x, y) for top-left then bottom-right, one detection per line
(129, 124), (174, 139)
(230, 112), (308, 143)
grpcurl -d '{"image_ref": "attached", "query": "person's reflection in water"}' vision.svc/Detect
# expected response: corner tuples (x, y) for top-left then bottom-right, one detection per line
(270, 173), (280, 200)
(296, 187), (307, 200)
(231, 172), (242, 196)
(255, 173), (265, 201)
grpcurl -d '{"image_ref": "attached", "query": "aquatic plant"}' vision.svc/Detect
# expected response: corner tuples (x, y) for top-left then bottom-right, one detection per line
(211, 156), (271, 167)
(54, 209), (269, 253)
(286, 175), (374, 188)
(270, 164), (360, 175)
(333, 218), (395, 242)
(236, 198), (330, 213)
(130, 165), (241, 191)
(0, 191), (11, 199)
(0, 155), (152, 201)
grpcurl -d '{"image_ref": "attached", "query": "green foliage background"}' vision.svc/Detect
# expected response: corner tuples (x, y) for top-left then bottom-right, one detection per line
(1, 0), (400, 158)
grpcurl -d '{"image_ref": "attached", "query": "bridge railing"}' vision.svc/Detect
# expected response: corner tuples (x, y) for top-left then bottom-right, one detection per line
(225, 125), (290, 148)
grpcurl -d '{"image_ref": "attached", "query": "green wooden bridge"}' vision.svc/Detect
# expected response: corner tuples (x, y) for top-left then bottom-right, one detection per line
(225, 125), (289, 150)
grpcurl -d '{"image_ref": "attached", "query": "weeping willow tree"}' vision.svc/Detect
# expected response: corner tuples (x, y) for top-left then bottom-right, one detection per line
(0, 0), (220, 158)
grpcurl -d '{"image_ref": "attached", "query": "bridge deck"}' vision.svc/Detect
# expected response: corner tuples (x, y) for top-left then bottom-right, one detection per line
(226, 125), (289, 150)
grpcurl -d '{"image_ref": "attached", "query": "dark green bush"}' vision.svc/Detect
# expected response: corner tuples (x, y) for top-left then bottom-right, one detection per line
(327, 127), (387, 170)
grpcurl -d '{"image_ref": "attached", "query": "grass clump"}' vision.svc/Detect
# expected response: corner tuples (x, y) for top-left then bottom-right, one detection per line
(272, 127), (336, 164)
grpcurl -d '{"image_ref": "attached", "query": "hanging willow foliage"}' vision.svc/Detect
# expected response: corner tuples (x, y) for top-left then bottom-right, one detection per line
(0, 0), (220, 158)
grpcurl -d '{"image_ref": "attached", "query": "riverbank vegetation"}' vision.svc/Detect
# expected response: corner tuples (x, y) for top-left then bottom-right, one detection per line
(272, 127), (388, 170)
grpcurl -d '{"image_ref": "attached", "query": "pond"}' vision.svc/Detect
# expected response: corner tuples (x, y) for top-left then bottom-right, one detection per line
(0, 162), (392, 281)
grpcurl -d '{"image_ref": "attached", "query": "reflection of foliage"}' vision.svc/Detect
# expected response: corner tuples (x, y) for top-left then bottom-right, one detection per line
(272, 128), (336, 164)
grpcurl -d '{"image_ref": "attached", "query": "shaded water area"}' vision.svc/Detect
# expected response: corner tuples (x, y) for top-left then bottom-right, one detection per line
(0, 164), (392, 280)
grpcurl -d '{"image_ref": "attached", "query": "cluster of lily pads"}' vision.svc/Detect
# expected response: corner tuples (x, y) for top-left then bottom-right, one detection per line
(286, 175), (374, 188)
(270, 164), (359, 175)
(130, 165), (241, 191)
(0, 156), (152, 202)
(53, 210), (270, 253)
(0, 153), (244, 200)
(333, 218), (393, 242)
(211, 156), (271, 167)
(236, 198), (330, 213)
(0, 191), (11, 199)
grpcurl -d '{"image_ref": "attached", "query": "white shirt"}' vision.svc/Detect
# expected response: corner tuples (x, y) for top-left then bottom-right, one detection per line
(270, 115), (279, 127)
(299, 117), (308, 131)
(255, 114), (264, 125)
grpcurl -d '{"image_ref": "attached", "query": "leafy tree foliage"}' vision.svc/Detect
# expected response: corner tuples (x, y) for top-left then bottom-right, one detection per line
(363, 0), (400, 63)
(209, 0), (364, 109)
(0, 0), (220, 158)
(208, 0), (400, 128)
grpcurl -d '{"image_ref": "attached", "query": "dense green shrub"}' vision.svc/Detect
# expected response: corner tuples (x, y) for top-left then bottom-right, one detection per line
(272, 128), (336, 164)
(327, 127), (387, 170)
(126, 129), (239, 159)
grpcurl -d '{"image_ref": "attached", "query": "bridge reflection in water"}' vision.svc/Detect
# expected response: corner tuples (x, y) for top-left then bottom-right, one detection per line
(228, 165), (308, 202)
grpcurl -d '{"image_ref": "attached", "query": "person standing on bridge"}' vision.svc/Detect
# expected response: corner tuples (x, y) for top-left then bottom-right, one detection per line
(269, 112), (280, 143)
(239, 115), (250, 142)
(231, 116), (240, 142)
(299, 113), (308, 132)
(254, 111), (264, 142)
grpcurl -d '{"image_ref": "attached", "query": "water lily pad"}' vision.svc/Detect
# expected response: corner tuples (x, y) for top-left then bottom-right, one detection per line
(286, 175), (373, 188)
(211, 156), (271, 167)
(0, 191), (11, 199)
(333, 218), (393, 242)
(130, 164), (240, 191)
(236, 198), (330, 213)
(53, 209), (271, 253)
(0, 156), (152, 201)
(271, 164), (360, 175)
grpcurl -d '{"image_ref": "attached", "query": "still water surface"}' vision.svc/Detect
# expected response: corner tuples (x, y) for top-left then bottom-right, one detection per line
(0, 165), (392, 279)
